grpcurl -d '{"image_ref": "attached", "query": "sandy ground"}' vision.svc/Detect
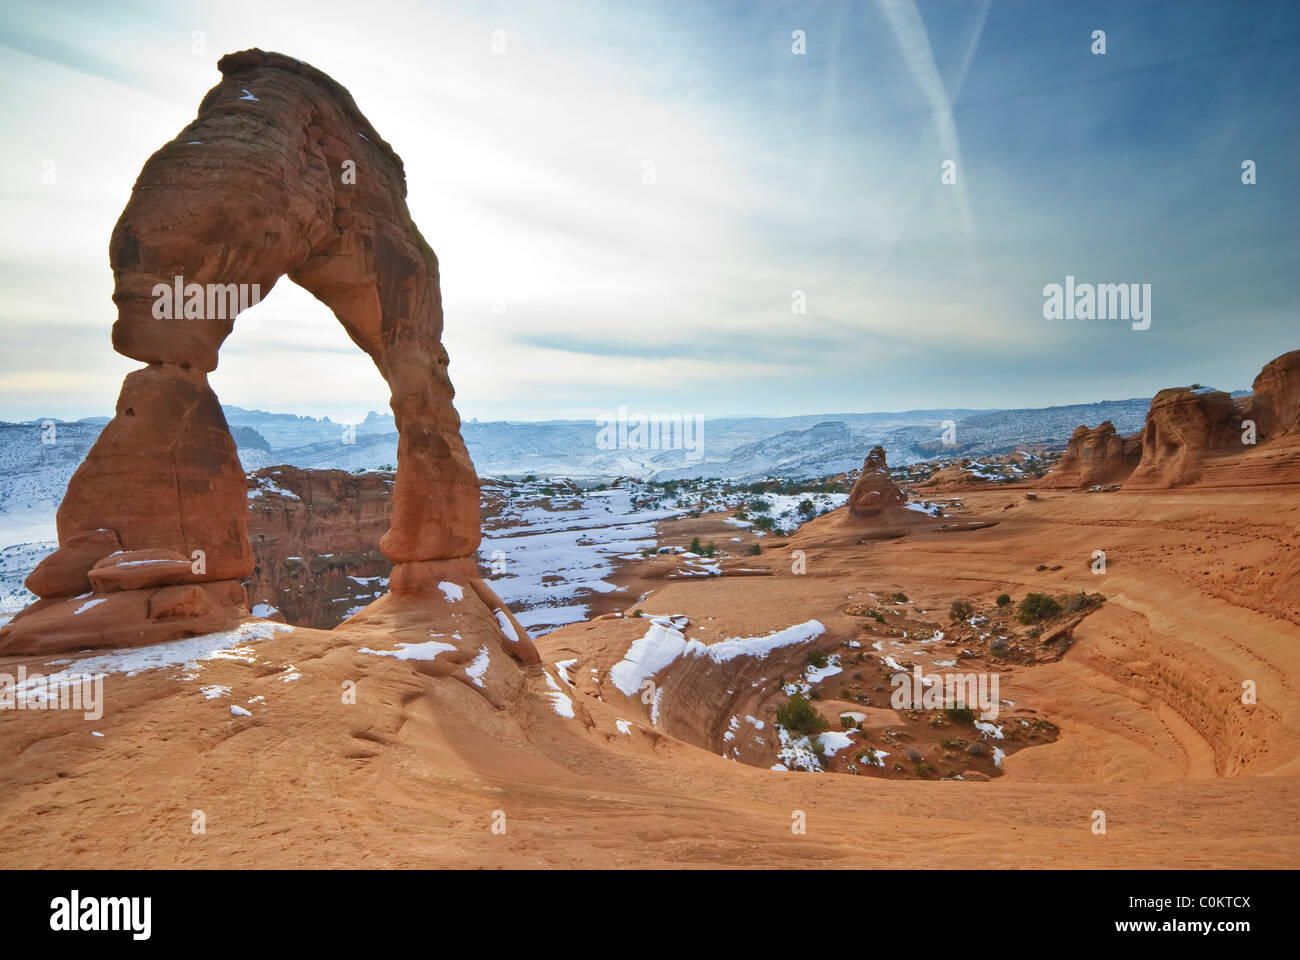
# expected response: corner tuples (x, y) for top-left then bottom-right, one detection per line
(1, 483), (1297, 868)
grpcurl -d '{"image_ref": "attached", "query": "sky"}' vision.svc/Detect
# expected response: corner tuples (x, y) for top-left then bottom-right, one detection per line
(1, 0), (1297, 424)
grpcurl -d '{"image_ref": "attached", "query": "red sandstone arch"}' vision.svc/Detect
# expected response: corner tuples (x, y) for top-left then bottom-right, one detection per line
(0, 50), (536, 662)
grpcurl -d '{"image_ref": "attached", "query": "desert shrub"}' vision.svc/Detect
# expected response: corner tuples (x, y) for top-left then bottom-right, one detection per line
(996, 593), (1011, 607)
(749, 498), (771, 513)
(890, 592), (909, 603)
(702, 541), (717, 557)
(1062, 590), (1099, 613)
(1017, 592), (1062, 623)
(949, 599), (973, 621)
(806, 649), (829, 669)
(944, 706), (976, 725)
(632, 609), (643, 618)
(798, 498), (816, 517)
(776, 694), (828, 736)
(749, 543), (762, 555)
(754, 516), (776, 532)
(689, 536), (702, 554)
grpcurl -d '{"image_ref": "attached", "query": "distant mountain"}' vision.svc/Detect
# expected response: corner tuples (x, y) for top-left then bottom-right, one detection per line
(0, 397), (1162, 542)
(881, 398), (1155, 463)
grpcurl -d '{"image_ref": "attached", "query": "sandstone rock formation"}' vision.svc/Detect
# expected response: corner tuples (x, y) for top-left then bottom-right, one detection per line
(1125, 388), (1246, 488)
(0, 50), (534, 664)
(848, 447), (907, 518)
(1043, 350), (1300, 491)
(1038, 421), (1142, 489)
(1246, 349), (1300, 441)
(244, 466), (393, 628)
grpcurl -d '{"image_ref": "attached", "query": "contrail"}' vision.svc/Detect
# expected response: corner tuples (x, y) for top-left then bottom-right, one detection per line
(877, 0), (981, 237)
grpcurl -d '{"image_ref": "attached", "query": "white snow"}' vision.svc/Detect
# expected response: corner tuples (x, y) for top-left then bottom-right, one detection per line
(542, 669), (575, 718)
(818, 730), (856, 756)
(230, 704), (252, 717)
(359, 638), (457, 661)
(465, 644), (490, 687)
(609, 618), (825, 696)
(73, 597), (106, 615)
(438, 581), (464, 603)
(11, 621), (293, 689)
(554, 658), (577, 686)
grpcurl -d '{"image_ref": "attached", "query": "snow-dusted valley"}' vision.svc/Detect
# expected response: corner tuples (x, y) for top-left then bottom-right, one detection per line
(0, 397), (1146, 631)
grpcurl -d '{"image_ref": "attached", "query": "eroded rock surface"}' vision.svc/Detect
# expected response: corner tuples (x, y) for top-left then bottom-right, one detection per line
(1039, 421), (1142, 489)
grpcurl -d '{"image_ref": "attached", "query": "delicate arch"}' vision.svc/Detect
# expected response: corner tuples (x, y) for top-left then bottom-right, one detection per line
(0, 50), (536, 663)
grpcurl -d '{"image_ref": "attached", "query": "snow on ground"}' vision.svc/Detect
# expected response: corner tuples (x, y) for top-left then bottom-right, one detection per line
(465, 645), (491, 687)
(0, 539), (54, 623)
(6, 622), (295, 703)
(609, 617), (825, 697)
(542, 668), (575, 718)
(0, 473), (846, 640)
(359, 637), (458, 661)
(478, 485), (676, 634)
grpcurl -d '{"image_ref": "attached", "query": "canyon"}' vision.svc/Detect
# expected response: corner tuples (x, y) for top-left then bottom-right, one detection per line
(0, 51), (1296, 871)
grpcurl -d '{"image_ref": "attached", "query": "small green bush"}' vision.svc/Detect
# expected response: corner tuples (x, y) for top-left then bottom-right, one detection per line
(1017, 592), (1062, 623)
(807, 649), (829, 669)
(996, 593), (1011, 607)
(949, 599), (973, 621)
(944, 706), (976, 725)
(776, 694), (829, 736)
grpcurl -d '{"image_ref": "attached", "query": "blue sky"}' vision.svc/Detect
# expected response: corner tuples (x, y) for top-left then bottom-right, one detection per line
(1, 0), (1296, 423)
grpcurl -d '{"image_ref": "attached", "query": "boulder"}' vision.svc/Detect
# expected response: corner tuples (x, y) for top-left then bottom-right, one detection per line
(24, 528), (122, 599)
(89, 550), (196, 593)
